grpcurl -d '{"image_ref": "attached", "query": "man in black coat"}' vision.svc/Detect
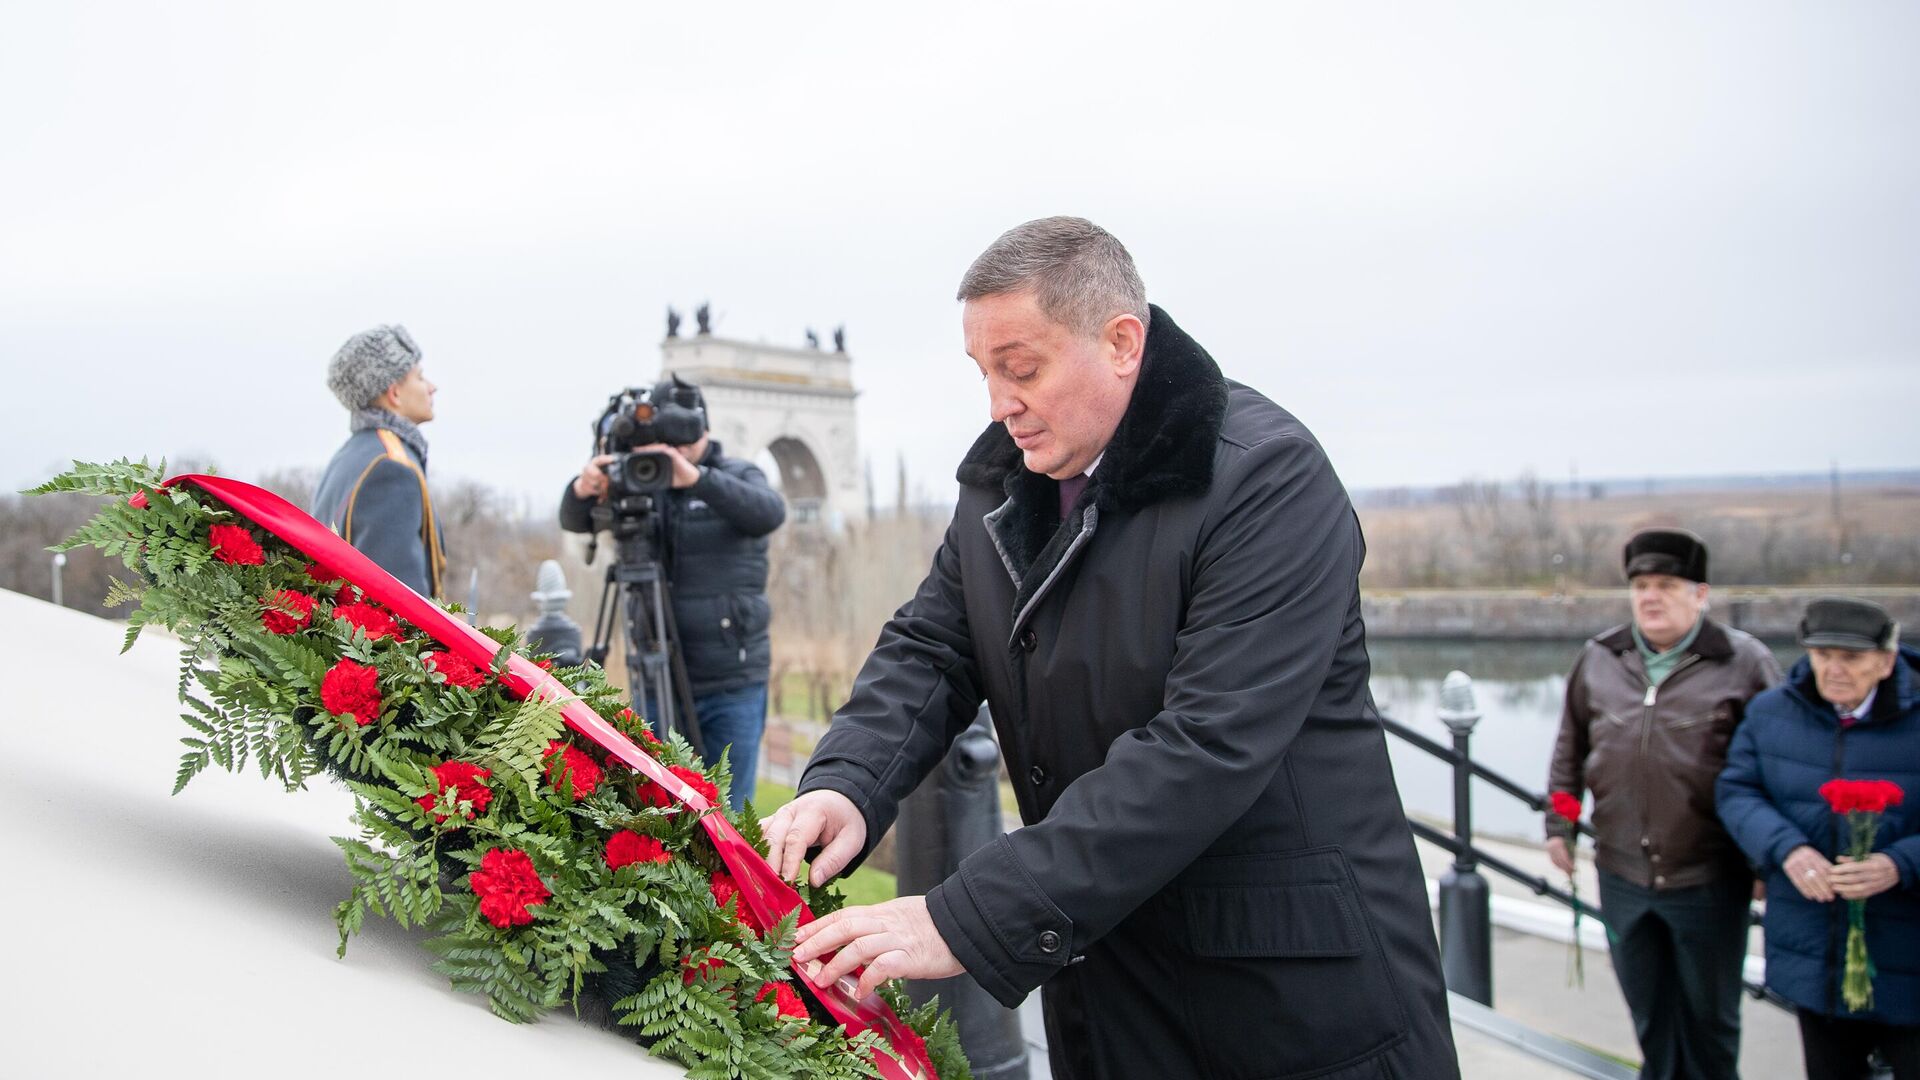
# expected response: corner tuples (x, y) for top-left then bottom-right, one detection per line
(560, 379), (785, 811)
(771, 217), (1458, 1079)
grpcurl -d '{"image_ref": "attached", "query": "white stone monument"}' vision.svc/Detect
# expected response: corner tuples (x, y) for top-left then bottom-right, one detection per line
(656, 326), (860, 527)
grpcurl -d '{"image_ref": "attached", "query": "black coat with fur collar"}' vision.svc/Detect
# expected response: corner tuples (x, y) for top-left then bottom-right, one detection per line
(799, 308), (1456, 1079)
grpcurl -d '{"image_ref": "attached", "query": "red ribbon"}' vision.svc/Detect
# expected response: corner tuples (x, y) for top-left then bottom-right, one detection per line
(173, 475), (937, 1080)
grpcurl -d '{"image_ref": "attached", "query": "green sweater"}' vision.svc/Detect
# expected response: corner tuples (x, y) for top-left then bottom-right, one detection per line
(1633, 616), (1703, 686)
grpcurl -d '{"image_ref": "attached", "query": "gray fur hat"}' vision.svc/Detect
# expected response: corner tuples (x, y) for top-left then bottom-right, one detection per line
(327, 324), (422, 410)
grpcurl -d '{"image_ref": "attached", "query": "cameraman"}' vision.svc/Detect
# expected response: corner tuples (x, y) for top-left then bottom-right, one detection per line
(559, 379), (785, 811)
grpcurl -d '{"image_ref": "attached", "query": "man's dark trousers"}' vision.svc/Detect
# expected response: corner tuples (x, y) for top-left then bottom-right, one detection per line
(1598, 869), (1750, 1079)
(1797, 1008), (1920, 1079)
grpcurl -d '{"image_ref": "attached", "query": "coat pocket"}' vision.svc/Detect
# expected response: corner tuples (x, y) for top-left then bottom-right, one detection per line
(1175, 847), (1408, 1079)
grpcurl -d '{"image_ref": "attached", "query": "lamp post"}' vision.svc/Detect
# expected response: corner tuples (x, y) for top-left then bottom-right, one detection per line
(897, 707), (1029, 1079)
(1436, 669), (1493, 1005)
(524, 560), (583, 666)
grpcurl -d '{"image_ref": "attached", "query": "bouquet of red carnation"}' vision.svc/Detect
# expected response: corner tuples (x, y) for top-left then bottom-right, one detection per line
(1817, 777), (1906, 1012)
(31, 460), (963, 1080)
(1550, 790), (1586, 988)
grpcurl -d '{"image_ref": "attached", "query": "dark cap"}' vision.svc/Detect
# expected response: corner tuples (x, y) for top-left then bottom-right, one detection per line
(1623, 528), (1708, 584)
(651, 374), (709, 428)
(1799, 596), (1898, 652)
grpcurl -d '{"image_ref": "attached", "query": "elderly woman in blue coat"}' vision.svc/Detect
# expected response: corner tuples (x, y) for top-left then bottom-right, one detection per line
(1717, 597), (1920, 1079)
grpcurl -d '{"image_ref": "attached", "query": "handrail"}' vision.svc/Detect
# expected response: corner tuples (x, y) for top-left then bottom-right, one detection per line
(1378, 714), (1597, 842)
(1383, 710), (1791, 1011)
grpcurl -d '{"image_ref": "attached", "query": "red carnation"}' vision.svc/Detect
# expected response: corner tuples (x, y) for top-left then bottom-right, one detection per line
(1550, 791), (1583, 824)
(710, 869), (763, 931)
(127, 491), (149, 510)
(678, 765), (720, 807)
(544, 740), (604, 800)
(681, 954), (728, 986)
(305, 561), (341, 585)
(615, 708), (664, 751)
(605, 829), (671, 870)
(319, 658), (382, 725)
(333, 600), (402, 641)
(423, 650), (487, 690)
(416, 761), (493, 822)
(1821, 779), (1859, 814)
(638, 765), (721, 810)
(208, 523), (265, 565)
(260, 589), (317, 634)
(1878, 780), (1907, 811)
(1822, 778), (1906, 815)
(755, 981), (808, 1022)
(469, 848), (550, 929)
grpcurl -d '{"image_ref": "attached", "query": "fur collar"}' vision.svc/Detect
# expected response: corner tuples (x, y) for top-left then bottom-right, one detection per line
(955, 305), (1230, 583)
(350, 407), (429, 470)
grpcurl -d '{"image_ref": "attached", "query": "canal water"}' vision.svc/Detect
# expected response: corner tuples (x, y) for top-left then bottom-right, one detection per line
(1370, 637), (1803, 841)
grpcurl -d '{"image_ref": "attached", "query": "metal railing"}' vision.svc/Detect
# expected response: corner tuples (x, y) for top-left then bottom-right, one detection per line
(1381, 669), (1788, 1011)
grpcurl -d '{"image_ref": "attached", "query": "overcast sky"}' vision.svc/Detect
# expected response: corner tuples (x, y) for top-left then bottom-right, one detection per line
(4, 3), (1915, 513)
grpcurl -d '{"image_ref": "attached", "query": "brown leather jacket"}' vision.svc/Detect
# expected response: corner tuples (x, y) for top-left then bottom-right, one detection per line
(1548, 617), (1781, 889)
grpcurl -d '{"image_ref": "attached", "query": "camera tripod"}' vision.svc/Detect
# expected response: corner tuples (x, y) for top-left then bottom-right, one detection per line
(585, 515), (705, 758)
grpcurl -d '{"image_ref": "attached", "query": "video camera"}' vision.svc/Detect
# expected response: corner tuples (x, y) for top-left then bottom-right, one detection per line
(592, 377), (709, 498)
(580, 376), (710, 755)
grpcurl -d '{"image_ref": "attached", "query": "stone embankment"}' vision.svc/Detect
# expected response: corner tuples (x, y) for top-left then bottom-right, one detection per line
(1362, 586), (1920, 641)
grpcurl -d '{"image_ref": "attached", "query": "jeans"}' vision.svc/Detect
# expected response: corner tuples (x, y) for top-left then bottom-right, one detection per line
(1597, 869), (1751, 1080)
(643, 682), (767, 813)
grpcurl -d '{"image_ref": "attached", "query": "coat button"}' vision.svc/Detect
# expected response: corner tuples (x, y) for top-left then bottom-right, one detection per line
(1029, 765), (1049, 787)
(1650, 853), (1661, 863)
(1021, 628), (1037, 652)
(1654, 875), (1666, 887)
(1038, 930), (1062, 954)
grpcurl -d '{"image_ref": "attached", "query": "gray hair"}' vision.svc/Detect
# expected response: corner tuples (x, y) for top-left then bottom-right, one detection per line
(956, 216), (1149, 336)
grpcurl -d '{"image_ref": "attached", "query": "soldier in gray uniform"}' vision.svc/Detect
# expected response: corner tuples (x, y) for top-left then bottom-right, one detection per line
(312, 324), (446, 599)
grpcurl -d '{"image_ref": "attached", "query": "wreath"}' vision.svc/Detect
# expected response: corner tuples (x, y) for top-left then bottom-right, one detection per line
(35, 459), (963, 1080)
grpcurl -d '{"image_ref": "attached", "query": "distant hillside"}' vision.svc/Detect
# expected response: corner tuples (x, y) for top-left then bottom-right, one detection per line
(1355, 474), (1920, 589)
(1352, 468), (1920, 509)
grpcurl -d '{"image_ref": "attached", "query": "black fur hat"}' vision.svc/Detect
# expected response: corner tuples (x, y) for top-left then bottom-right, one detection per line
(1623, 528), (1708, 584)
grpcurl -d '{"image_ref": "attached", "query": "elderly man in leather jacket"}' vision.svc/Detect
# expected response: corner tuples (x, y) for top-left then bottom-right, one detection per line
(1548, 528), (1781, 1080)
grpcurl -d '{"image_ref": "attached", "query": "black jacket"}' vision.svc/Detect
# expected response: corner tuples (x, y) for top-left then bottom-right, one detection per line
(560, 442), (785, 696)
(799, 308), (1457, 1080)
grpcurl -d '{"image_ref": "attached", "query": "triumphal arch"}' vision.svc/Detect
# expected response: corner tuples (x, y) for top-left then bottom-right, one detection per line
(654, 307), (860, 526)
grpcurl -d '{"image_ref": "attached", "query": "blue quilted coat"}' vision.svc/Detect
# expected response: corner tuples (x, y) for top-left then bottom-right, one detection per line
(1717, 644), (1920, 1024)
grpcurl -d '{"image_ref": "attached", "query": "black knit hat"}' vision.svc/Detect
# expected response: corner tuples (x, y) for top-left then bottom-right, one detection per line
(1799, 597), (1898, 652)
(651, 374), (708, 430)
(1623, 528), (1709, 584)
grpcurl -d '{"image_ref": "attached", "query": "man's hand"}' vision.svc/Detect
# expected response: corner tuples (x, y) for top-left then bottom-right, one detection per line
(1830, 853), (1900, 901)
(1784, 845), (1836, 902)
(1545, 836), (1575, 876)
(762, 790), (866, 887)
(573, 454), (616, 500)
(792, 895), (965, 1000)
(631, 443), (703, 489)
